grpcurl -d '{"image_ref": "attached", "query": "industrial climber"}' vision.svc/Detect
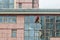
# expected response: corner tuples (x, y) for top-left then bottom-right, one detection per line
(35, 16), (40, 23)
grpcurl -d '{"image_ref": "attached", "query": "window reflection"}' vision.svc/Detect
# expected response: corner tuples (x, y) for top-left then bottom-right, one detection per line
(0, 0), (14, 8)
(24, 16), (60, 40)
(46, 23), (53, 29)
(24, 16), (41, 40)
(56, 16), (60, 22)
(56, 23), (60, 30)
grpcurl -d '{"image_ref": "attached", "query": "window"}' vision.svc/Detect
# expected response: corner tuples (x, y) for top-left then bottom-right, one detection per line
(19, 3), (22, 8)
(0, 16), (3, 23)
(46, 23), (53, 29)
(0, 16), (16, 23)
(56, 23), (60, 30)
(9, 0), (14, 3)
(11, 29), (17, 38)
(0, 0), (14, 8)
(24, 16), (41, 40)
(5, 16), (16, 23)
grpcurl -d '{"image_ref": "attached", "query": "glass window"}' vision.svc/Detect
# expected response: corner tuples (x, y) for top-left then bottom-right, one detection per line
(0, 0), (14, 8)
(19, 3), (22, 8)
(24, 36), (29, 40)
(35, 31), (39, 36)
(24, 16), (29, 23)
(0, 2), (3, 8)
(29, 30), (34, 36)
(0, 16), (3, 23)
(3, 0), (9, 8)
(5, 16), (16, 23)
(24, 23), (29, 30)
(46, 19), (49, 22)
(56, 33), (60, 37)
(9, 0), (14, 3)
(35, 23), (41, 30)
(3, 4), (9, 8)
(0, 0), (2, 2)
(29, 23), (35, 30)
(46, 16), (49, 19)
(45, 37), (48, 40)
(9, 4), (14, 8)
(56, 16), (60, 19)
(24, 31), (29, 36)
(46, 33), (49, 36)
(35, 37), (39, 40)
(46, 16), (55, 22)
(29, 16), (35, 23)
(49, 18), (54, 22)
(46, 23), (53, 29)
(11, 29), (17, 38)
(29, 37), (34, 40)
(24, 16), (41, 40)
(56, 30), (60, 33)
(49, 16), (54, 19)
(56, 23), (60, 30)
(56, 16), (60, 22)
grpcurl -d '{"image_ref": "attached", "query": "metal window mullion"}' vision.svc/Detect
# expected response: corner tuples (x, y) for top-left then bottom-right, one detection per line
(3, 16), (6, 23)
(2, 16), (4, 23)
(28, 16), (30, 40)
(32, 0), (34, 8)
(44, 16), (46, 40)
(55, 16), (56, 37)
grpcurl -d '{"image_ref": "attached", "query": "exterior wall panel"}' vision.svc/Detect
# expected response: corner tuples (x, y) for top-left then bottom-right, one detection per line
(15, 0), (39, 8)
(0, 15), (24, 40)
(50, 37), (60, 40)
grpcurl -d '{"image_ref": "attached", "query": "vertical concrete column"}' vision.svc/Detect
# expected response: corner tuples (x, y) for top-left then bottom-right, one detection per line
(14, 0), (16, 9)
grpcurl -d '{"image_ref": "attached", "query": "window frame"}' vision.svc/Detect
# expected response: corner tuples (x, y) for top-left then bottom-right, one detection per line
(11, 29), (17, 38)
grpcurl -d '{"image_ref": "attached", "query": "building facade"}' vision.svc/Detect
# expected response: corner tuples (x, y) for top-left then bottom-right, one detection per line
(0, 0), (39, 9)
(0, 0), (60, 40)
(0, 9), (60, 40)
(0, 0), (39, 40)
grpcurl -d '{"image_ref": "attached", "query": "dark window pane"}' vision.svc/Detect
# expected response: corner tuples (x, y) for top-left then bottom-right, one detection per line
(46, 16), (49, 19)
(45, 37), (48, 40)
(24, 23), (29, 30)
(0, 16), (3, 23)
(56, 33), (60, 37)
(56, 23), (60, 30)
(24, 16), (29, 23)
(29, 37), (34, 40)
(19, 3), (22, 8)
(35, 23), (41, 30)
(29, 30), (34, 36)
(9, 0), (14, 3)
(9, 4), (14, 8)
(46, 33), (49, 36)
(29, 16), (35, 23)
(11, 29), (17, 38)
(24, 31), (29, 36)
(56, 16), (60, 22)
(0, 0), (2, 2)
(46, 19), (49, 22)
(46, 23), (53, 29)
(0, 0), (14, 8)
(24, 36), (29, 40)
(5, 16), (16, 23)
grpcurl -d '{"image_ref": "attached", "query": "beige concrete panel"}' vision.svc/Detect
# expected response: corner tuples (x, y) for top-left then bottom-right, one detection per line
(17, 30), (24, 38)
(16, 0), (32, 2)
(50, 37), (60, 40)
(22, 4), (32, 9)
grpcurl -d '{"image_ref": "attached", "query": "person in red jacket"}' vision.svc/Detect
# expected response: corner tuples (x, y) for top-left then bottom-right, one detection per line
(35, 16), (40, 23)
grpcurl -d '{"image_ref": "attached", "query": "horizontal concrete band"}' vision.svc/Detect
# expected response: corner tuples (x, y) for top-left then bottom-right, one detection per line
(0, 28), (24, 30)
(0, 12), (60, 14)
